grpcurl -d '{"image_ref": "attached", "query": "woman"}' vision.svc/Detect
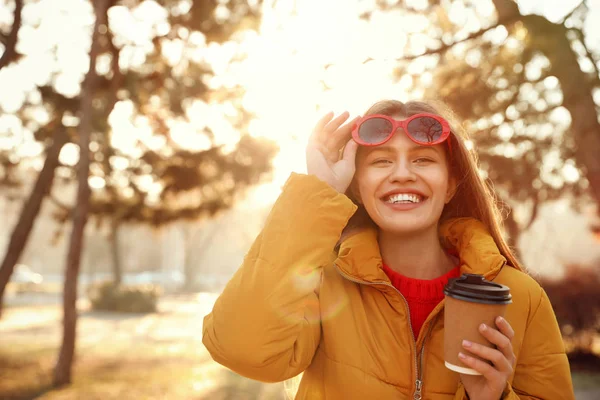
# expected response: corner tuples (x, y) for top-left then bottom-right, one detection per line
(202, 100), (575, 399)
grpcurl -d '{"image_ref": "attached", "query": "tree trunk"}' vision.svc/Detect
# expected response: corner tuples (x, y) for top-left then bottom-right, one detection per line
(492, 0), (600, 205)
(53, 0), (108, 387)
(0, 129), (68, 318)
(528, 17), (600, 205)
(0, 0), (23, 70)
(109, 220), (122, 285)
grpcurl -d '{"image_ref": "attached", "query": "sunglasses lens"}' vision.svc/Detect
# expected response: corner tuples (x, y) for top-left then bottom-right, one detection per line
(407, 116), (444, 144)
(358, 118), (393, 144)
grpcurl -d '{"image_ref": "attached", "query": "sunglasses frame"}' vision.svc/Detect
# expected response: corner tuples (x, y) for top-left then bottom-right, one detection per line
(352, 113), (452, 149)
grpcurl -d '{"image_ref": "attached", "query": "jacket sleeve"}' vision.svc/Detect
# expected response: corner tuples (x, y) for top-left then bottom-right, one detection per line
(454, 287), (575, 400)
(202, 173), (357, 383)
(507, 287), (575, 399)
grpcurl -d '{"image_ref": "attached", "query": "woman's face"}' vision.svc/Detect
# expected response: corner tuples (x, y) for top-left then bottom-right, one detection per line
(353, 114), (455, 236)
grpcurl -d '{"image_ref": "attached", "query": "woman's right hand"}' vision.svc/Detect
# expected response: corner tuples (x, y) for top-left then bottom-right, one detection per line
(306, 111), (360, 194)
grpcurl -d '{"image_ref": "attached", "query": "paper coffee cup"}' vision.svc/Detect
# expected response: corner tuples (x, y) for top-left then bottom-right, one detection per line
(443, 274), (512, 375)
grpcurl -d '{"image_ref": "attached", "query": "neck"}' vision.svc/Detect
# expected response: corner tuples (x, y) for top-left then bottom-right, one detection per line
(378, 225), (455, 280)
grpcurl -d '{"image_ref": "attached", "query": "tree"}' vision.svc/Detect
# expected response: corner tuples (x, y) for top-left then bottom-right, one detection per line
(0, 129), (67, 317)
(0, 0), (23, 69)
(0, 0), (53, 318)
(53, 0), (107, 386)
(0, 0), (275, 313)
(365, 0), (599, 247)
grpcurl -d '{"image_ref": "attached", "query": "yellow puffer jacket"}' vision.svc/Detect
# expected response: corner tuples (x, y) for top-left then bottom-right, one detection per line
(203, 173), (575, 399)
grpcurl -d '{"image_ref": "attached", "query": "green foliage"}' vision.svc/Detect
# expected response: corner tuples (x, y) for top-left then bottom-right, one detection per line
(88, 281), (160, 313)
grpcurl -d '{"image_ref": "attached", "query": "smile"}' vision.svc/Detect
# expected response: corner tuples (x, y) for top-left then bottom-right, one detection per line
(384, 193), (426, 204)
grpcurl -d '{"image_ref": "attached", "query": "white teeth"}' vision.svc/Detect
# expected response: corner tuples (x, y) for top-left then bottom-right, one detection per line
(387, 193), (423, 203)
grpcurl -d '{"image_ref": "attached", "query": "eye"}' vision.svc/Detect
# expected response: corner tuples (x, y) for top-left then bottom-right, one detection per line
(372, 159), (392, 165)
(414, 157), (435, 164)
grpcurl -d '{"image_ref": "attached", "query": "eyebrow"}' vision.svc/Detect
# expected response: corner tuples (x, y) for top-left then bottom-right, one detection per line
(366, 144), (442, 156)
(365, 145), (395, 154)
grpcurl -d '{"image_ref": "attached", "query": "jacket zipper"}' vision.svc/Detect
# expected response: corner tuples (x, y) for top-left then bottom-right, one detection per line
(334, 264), (435, 400)
(415, 317), (438, 399)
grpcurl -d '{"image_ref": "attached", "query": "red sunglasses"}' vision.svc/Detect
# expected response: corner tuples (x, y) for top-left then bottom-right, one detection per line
(352, 113), (452, 154)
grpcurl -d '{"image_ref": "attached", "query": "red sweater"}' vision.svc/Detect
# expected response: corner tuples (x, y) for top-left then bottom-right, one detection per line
(382, 262), (461, 339)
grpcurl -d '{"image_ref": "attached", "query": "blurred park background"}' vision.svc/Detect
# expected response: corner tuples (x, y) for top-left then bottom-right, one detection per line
(1, 0), (600, 398)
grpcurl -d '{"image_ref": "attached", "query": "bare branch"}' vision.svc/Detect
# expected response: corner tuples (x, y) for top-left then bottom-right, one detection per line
(0, 0), (23, 70)
(359, 18), (517, 65)
(492, 0), (520, 21)
(104, 8), (123, 116)
(561, 0), (587, 25)
(569, 27), (600, 85)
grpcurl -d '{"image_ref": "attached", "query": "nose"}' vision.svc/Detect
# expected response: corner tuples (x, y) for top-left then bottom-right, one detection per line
(388, 157), (417, 183)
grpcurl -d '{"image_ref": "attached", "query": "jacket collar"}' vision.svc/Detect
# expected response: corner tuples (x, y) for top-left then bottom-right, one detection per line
(335, 217), (510, 283)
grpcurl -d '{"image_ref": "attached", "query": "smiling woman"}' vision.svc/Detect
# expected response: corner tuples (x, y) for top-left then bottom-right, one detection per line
(203, 99), (575, 400)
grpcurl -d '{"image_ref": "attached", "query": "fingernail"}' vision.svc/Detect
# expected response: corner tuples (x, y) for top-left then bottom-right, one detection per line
(497, 316), (504, 324)
(458, 352), (467, 360)
(480, 323), (487, 331)
(462, 340), (472, 348)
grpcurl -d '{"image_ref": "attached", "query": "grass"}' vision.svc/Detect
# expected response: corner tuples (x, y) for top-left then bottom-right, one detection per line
(2, 342), (598, 400)
(1, 293), (598, 399)
(0, 342), (285, 400)
(0, 346), (55, 400)
(0, 296), (285, 400)
(0, 352), (201, 400)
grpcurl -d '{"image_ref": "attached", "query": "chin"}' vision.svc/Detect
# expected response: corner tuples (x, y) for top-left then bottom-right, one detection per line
(381, 224), (431, 236)
(375, 218), (433, 236)
(371, 209), (442, 236)
(364, 201), (445, 236)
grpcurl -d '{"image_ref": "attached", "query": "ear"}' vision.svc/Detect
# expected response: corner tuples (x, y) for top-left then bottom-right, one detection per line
(445, 176), (457, 204)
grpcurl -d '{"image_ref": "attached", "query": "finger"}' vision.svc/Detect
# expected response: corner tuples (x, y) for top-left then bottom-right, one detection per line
(323, 111), (350, 135)
(458, 352), (503, 381)
(309, 112), (334, 144)
(326, 115), (361, 151)
(495, 316), (515, 341)
(317, 112), (351, 162)
(479, 323), (515, 367)
(462, 340), (512, 373)
(340, 138), (358, 164)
